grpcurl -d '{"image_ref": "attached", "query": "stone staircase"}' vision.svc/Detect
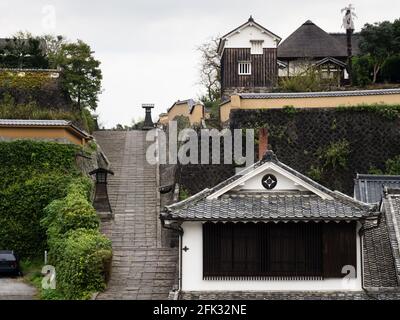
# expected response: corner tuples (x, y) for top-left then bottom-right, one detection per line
(93, 131), (178, 300)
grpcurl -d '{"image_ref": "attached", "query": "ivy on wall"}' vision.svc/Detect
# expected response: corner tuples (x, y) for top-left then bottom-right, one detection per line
(0, 141), (80, 257)
(0, 71), (54, 90)
(230, 105), (400, 195)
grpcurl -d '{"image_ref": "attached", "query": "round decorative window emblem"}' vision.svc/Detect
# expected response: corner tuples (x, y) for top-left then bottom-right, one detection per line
(262, 174), (278, 190)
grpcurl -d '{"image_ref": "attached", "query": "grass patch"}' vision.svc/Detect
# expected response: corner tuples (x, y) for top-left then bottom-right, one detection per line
(20, 257), (67, 300)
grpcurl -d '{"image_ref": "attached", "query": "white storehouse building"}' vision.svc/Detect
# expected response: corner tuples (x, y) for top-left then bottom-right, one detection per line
(161, 151), (382, 297)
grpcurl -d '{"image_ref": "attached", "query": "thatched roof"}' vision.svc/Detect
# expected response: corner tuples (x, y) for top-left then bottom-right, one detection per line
(278, 20), (356, 59)
(329, 33), (361, 56)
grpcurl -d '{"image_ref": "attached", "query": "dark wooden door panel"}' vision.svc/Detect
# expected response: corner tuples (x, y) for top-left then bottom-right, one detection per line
(322, 222), (357, 278)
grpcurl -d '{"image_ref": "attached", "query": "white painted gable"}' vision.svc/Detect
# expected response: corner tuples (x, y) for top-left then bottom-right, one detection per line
(207, 162), (333, 200)
(224, 24), (278, 49)
(238, 168), (308, 191)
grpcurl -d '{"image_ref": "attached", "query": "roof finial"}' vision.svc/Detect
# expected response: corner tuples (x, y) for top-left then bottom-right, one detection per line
(262, 150), (278, 162)
(248, 15), (254, 22)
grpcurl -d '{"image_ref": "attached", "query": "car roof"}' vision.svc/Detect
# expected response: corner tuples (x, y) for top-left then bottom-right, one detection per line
(0, 250), (14, 254)
(0, 253), (16, 261)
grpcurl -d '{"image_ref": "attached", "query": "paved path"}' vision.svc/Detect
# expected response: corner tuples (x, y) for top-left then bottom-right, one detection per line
(0, 277), (37, 300)
(94, 131), (178, 300)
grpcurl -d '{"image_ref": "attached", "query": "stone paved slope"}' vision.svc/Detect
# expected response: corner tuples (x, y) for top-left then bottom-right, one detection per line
(0, 278), (37, 300)
(94, 131), (178, 300)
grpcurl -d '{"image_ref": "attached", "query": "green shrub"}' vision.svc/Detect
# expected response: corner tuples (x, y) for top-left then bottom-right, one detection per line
(50, 229), (112, 300)
(319, 140), (350, 170)
(179, 187), (190, 201)
(384, 155), (400, 175)
(279, 66), (337, 92)
(42, 180), (98, 242)
(352, 55), (374, 86)
(41, 179), (111, 300)
(307, 165), (323, 182)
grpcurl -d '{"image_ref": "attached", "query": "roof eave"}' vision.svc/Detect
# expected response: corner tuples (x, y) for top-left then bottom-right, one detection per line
(163, 216), (375, 223)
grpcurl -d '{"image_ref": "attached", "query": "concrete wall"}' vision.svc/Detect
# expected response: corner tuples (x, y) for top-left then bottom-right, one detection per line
(168, 102), (205, 126)
(0, 127), (86, 145)
(181, 221), (362, 292)
(189, 105), (205, 125)
(220, 93), (400, 122)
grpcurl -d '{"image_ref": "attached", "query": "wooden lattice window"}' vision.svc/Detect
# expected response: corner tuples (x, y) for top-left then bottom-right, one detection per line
(203, 221), (356, 280)
(238, 61), (251, 75)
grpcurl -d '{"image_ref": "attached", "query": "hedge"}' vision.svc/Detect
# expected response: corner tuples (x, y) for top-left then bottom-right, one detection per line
(42, 180), (112, 299)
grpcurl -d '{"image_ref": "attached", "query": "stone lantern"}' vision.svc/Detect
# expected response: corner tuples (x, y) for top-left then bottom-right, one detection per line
(142, 104), (155, 130)
(89, 168), (114, 219)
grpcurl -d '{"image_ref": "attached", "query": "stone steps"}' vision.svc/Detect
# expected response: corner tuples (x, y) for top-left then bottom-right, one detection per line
(93, 131), (178, 300)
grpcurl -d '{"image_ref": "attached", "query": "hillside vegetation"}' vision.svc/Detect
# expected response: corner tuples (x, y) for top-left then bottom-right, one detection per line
(0, 34), (102, 133)
(0, 140), (111, 299)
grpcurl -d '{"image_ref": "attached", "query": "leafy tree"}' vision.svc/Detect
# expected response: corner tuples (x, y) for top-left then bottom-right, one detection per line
(131, 118), (145, 130)
(55, 40), (102, 111)
(359, 21), (396, 83)
(393, 18), (400, 52)
(0, 31), (48, 69)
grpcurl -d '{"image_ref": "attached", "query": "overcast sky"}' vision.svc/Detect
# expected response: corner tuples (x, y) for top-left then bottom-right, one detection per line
(1, 0), (399, 128)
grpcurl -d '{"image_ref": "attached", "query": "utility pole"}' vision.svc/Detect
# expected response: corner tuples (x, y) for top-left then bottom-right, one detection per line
(341, 4), (357, 85)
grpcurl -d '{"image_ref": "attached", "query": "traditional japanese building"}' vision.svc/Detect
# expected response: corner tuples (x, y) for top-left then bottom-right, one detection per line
(277, 20), (360, 84)
(161, 151), (382, 295)
(165, 99), (208, 126)
(218, 16), (281, 99)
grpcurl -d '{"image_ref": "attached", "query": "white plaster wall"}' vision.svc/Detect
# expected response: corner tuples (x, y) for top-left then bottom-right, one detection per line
(278, 67), (288, 77)
(238, 169), (308, 191)
(288, 60), (314, 76)
(224, 25), (278, 49)
(181, 221), (362, 292)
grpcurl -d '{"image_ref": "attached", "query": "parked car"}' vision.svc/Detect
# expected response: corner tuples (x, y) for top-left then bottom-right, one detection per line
(0, 251), (22, 276)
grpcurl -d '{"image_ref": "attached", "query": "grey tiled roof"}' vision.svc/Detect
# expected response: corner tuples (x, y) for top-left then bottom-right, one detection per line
(382, 192), (400, 283)
(0, 119), (70, 126)
(362, 217), (399, 288)
(166, 192), (372, 221)
(167, 99), (200, 114)
(354, 174), (400, 204)
(163, 151), (377, 221)
(0, 119), (91, 138)
(238, 88), (400, 100)
(314, 57), (347, 68)
(353, 176), (400, 288)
